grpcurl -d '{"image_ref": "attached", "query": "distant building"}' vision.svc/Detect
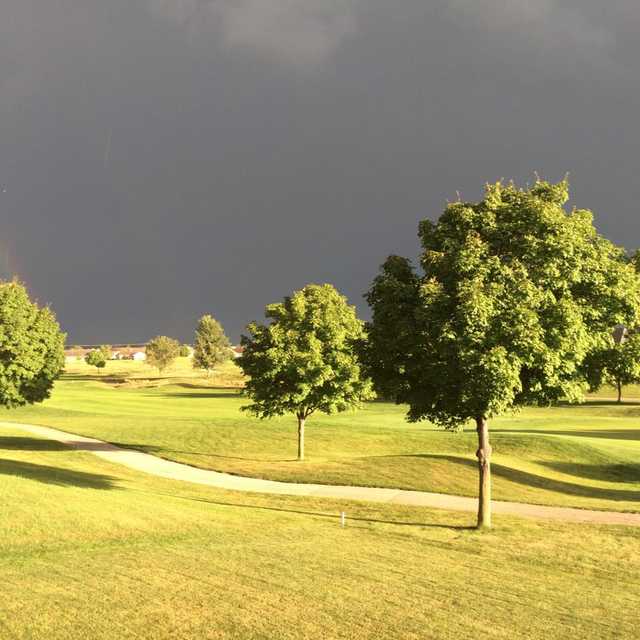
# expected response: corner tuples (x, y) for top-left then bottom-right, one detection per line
(64, 347), (90, 363)
(132, 351), (146, 361)
(64, 343), (147, 362)
(231, 345), (244, 359)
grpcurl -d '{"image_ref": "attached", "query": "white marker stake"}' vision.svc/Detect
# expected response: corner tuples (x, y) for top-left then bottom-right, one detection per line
(340, 512), (346, 527)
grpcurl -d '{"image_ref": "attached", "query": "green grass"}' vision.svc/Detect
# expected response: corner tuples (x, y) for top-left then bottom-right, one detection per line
(1, 425), (639, 639)
(4, 361), (640, 513)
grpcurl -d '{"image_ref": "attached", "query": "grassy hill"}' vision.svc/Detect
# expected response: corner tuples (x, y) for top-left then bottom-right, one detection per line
(1, 423), (639, 639)
(4, 358), (640, 512)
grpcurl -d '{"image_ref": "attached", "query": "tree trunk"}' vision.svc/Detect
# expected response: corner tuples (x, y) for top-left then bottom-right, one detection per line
(297, 416), (305, 461)
(617, 380), (622, 404)
(476, 416), (492, 529)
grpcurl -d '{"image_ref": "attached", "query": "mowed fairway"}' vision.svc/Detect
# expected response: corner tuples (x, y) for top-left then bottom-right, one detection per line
(1, 423), (639, 639)
(4, 359), (640, 513)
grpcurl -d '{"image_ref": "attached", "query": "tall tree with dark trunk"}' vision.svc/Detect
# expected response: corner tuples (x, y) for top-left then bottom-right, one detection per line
(239, 284), (374, 461)
(363, 179), (640, 528)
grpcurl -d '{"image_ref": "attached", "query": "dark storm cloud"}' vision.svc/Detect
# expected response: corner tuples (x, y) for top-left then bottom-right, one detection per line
(1, 1), (639, 343)
(147, 0), (359, 67)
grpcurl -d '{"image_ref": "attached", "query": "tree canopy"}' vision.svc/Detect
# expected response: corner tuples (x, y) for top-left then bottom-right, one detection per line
(239, 283), (373, 460)
(85, 349), (107, 371)
(364, 179), (640, 527)
(583, 332), (640, 403)
(0, 281), (65, 408)
(193, 315), (231, 373)
(145, 336), (180, 373)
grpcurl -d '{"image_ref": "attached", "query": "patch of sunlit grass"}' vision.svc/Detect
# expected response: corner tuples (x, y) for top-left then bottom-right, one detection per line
(0, 426), (638, 639)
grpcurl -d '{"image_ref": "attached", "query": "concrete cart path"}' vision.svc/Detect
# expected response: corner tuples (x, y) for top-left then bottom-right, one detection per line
(4, 421), (640, 527)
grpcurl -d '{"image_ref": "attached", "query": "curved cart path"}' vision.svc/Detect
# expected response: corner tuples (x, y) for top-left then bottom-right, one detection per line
(4, 421), (640, 527)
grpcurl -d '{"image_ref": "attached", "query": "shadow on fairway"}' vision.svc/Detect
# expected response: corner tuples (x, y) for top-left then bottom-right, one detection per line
(0, 436), (120, 455)
(0, 459), (115, 489)
(554, 401), (640, 418)
(151, 493), (475, 530)
(117, 442), (295, 463)
(173, 382), (243, 391)
(497, 429), (640, 441)
(150, 391), (243, 399)
(540, 461), (640, 484)
(393, 454), (640, 502)
(561, 399), (640, 407)
(0, 436), (70, 451)
(62, 373), (127, 384)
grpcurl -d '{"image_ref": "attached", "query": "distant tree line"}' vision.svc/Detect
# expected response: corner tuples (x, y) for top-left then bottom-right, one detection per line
(79, 325), (234, 376)
(144, 315), (233, 375)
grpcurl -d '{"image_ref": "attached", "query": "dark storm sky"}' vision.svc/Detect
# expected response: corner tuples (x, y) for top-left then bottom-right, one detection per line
(1, 1), (639, 344)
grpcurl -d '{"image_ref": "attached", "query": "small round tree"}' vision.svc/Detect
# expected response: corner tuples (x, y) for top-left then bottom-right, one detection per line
(583, 332), (640, 403)
(85, 349), (107, 372)
(0, 281), (65, 407)
(239, 283), (374, 461)
(193, 315), (231, 375)
(146, 336), (180, 374)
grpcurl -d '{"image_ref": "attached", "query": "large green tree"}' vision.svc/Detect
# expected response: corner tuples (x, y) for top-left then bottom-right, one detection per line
(239, 283), (374, 461)
(146, 336), (180, 374)
(193, 315), (231, 374)
(0, 281), (65, 407)
(363, 179), (640, 528)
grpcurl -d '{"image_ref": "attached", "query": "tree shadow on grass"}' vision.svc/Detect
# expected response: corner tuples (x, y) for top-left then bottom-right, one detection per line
(0, 436), (121, 455)
(148, 492), (475, 530)
(497, 429), (640, 441)
(395, 454), (640, 502)
(62, 373), (127, 383)
(0, 436), (70, 451)
(560, 399), (640, 407)
(148, 391), (243, 400)
(172, 382), (244, 392)
(552, 401), (640, 418)
(115, 442), (295, 463)
(0, 459), (116, 489)
(539, 461), (640, 484)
